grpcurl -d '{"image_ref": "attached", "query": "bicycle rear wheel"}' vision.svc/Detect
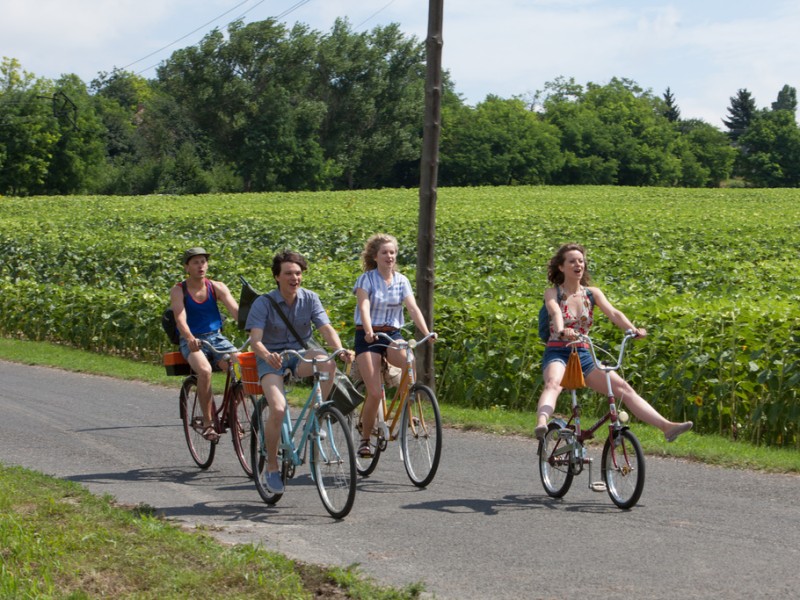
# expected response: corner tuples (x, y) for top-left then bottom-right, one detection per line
(538, 423), (573, 497)
(180, 376), (216, 469)
(312, 406), (357, 519)
(250, 397), (285, 505)
(601, 428), (645, 509)
(400, 384), (442, 487)
(230, 383), (256, 477)
(349, 383), (381, 476)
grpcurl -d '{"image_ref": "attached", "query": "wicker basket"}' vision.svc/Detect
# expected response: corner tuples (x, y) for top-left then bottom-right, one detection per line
(238, 351), (262, 395)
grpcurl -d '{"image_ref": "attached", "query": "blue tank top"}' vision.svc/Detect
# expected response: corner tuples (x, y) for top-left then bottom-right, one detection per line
(184, 279), (223, 335)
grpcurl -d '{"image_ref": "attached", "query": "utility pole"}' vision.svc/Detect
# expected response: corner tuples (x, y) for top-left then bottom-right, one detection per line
(416, 0), (444, 389)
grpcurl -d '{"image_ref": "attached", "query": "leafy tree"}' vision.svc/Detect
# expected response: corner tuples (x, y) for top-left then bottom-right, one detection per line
(310, 19), (428, 189)
(722, 89), (757, 142)
(41, 74), (106, 194)
(0, 58), (58, 195)
(439, 96), (562, 186)
(737, 109), (800, 186)
(675, 119), (736, 187)
(771, 84), (797, 114)
(157, 20), (329, 192)
(663, 87), (681, 122)
(543, 77), (681, 185)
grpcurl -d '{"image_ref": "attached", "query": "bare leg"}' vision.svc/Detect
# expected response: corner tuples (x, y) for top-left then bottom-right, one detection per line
(296, 349), (335, 400)
(187, 351), (215, 427)
(357, 352), (383, 443)
(536, 361), (567, 429)
(584, 370), (692, 441)
(260, 373), (287, 472)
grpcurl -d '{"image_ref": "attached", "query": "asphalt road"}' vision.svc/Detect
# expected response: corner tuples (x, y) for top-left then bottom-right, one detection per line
(1, 361), (798, 599)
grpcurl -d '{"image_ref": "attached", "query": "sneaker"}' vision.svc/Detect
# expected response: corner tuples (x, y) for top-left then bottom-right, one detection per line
(665, 421), (693, 443)
(266, 471), (285, 494)
(358, 439), (373, 458)
(534, 424), (548, 441)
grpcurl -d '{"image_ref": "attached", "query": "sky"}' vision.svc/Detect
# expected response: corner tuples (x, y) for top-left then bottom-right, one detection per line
(2, 0), (800, 128)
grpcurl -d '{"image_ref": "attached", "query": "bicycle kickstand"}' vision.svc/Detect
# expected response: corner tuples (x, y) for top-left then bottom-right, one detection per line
(587, 460), (607, 492)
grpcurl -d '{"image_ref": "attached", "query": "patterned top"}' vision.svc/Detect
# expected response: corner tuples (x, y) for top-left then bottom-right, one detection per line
(353, 269), (413, 328)
(549, 286), (594, 340)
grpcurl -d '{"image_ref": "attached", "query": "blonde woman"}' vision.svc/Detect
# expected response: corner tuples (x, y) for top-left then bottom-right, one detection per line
(353, 234), (435, 458)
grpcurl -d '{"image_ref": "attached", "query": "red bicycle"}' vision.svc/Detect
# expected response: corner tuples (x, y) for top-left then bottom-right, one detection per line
(164, 339), (256, 476)
(538, 331), (646, 509)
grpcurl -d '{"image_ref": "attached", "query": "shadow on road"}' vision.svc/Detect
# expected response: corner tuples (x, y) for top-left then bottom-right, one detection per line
(400, 493), (623, 515)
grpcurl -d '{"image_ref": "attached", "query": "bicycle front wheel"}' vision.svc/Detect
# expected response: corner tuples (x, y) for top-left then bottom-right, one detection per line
(180, 376), (216, 469)
(538, 423), (573, 498)
(400, 385), (442, 488)
(311, 406), (357, 519)
(250, 397), (285, 505)
(230, 383), (256, 478)
(601, 428), (645, 509)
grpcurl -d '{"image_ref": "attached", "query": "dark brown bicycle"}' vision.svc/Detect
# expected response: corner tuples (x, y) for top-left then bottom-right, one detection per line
(164, 339), (256, 476)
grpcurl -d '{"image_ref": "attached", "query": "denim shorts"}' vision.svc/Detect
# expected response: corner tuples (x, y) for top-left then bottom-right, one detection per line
(354, 328), (402, 355)
(256, 352), (302, 380)
(179, 330), (237, 367)
(541, 344), (596, 376)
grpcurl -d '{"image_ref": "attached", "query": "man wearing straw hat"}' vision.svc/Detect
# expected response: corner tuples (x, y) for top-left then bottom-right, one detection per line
(171, 247), (240, 442)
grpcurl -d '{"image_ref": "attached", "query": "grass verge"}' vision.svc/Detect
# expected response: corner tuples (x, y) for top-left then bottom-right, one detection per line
(0, 464), (421, 599)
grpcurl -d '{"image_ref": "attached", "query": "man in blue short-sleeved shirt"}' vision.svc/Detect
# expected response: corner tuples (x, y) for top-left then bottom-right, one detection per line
(246, 251), (352, 494)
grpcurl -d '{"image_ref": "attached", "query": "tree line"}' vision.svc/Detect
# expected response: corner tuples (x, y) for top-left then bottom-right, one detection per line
(1, 17), (799, 196)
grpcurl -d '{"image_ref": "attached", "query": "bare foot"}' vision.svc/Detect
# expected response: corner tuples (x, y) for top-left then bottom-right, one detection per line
(664, 421), (693, 443)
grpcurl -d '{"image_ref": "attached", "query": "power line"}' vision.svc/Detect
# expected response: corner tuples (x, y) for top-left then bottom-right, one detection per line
(129, 0), (312, 76)
(121, 0), (252, 71)
(354, 0), (397, 31)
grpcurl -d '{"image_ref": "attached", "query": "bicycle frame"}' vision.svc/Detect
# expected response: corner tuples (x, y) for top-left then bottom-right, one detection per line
(279, 370), (326, 471)
(556, 331), (638, 445)
(260, 349), (348, 473)
(539, 330), (646, 508)
(372, 332), (435, 443)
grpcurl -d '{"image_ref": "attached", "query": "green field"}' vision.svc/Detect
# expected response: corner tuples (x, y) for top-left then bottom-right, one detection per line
(1, 186), (798, 447)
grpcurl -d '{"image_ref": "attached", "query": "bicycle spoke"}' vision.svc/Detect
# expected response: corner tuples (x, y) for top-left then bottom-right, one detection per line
(400, 385), (442, 487)
(180, 376), (216, 469)
(312, 406), (356, 519)
(602, 429), (645, 509)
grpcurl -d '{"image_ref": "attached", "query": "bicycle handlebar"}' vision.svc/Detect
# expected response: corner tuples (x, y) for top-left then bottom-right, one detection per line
(374, 331), (437, 349)
(278, 347), (351, 364)
(573, 330), (639, 372)
(198, 338), (251, 360)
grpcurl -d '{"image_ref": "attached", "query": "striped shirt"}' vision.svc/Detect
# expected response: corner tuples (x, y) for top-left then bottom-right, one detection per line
(353, 269), (413, 328)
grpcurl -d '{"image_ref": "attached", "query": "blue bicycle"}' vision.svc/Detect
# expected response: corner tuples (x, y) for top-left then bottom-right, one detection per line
(249, 348), (357, 519)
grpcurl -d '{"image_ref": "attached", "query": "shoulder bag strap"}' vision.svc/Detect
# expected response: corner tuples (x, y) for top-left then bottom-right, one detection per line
(266, 294), (309, 350)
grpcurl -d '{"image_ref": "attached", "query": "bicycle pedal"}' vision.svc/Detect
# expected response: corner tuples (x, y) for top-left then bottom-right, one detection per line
(589, 482), (607, 492)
